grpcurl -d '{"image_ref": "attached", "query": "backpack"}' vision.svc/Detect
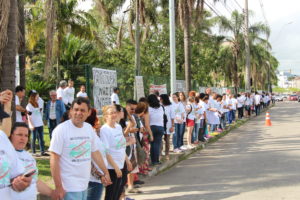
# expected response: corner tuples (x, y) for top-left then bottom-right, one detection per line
(161, 105), (168, 132)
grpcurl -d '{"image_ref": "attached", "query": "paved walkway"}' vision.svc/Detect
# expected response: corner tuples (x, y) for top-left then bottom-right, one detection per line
(131, 102), (300, 200)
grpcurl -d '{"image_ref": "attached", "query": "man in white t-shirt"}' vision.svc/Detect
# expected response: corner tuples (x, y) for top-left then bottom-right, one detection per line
(254, 92), (261, 116)
(56, 80), (68, 106)
(111, 87), (120, 105)
(0, 90), (32, 199)
(15, 86), (26, 122)
(49, 97), (111, 200)
(64, 80), (75, 107)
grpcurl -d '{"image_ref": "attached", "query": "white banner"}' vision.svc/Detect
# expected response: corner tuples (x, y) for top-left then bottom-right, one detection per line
(93, 68), (117, 113)
(175, 80), (186, 93)
(149, 84), (167, 95)
(135, 76), (145, 100)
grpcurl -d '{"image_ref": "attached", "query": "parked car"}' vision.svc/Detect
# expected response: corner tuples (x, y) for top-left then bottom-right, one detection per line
(275, 95), (284, 101)
(288, 95), (298, 101)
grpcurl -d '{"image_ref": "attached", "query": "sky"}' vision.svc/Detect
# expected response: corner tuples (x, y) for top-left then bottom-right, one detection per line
(78, 0), (300, 75)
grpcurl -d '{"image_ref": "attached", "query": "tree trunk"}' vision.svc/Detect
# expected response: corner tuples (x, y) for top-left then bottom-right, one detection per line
(18, 0), (26, 88)
(1, 0), (18, 121)
(233, 55), (238, 94)
(183, 2), (191, 93)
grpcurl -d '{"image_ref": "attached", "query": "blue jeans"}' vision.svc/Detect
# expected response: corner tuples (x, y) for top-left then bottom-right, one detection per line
(173, 123), (184, 149)
(232, 110), (236, 121)
(87, 181), (103, 200)
(150, 125), (165, 164)
(219, 114), (226, 129)
(32, 126), (45, 154)
(48, 119), (57, 140)
(209, 124), (217, 132)
(255, 105), (260, 116)
(192, 122), (200, 143)
(227, 111), (232, 124)
(180, 122), (186, 147)
(64, 190), (87, 200)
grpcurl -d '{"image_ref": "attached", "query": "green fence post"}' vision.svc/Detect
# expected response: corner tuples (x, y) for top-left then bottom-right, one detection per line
(85, 64), (91, 98)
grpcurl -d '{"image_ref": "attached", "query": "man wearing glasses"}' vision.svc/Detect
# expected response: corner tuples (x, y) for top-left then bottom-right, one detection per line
(45, 90), (66, 140)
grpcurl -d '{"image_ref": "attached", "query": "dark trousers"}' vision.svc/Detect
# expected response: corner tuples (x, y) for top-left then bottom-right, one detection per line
(199, 119), (207, 141)
(255, 104), (260, 116)
(173, 123), (184, 149)
(180, 122), (186, 147)
(49, 119), (57, 140)
(105, 169), (123, 200)
(150, 125), (165, 164)
(238, 107), (243, 119)
(32, 126), (45, 154)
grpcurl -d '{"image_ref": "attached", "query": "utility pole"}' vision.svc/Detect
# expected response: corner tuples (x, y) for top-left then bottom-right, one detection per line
(169, 0), (176, 94)
(244, 0), (251, 92)
(134, 0), (141, 100)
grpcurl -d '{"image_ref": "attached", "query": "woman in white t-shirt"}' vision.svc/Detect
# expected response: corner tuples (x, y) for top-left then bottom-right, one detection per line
(185, 96), (197, 149)
(147, 94), (165, 165)
(171, 93), (185, 153)
(26, 92), (47, 156)
(192, 96), (204, 144)
(178, 92), (187, 148)
(76, 85), (88, 98)
(160, 94), (175, 160)
(100, 105), (127, 200)
(10, 122), (53, 200)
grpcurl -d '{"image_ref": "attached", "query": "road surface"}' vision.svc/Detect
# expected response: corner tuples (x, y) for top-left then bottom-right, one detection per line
(131, 102), (300, 200)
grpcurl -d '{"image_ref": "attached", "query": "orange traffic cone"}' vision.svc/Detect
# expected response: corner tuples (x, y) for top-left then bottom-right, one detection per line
(265, 112), (272, 126)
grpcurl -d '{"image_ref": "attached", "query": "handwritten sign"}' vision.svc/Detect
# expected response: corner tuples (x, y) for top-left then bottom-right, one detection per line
(149, 84), (167, 95)
(135, 76), (145, 100)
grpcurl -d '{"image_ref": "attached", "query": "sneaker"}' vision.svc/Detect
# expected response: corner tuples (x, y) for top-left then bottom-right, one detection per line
(134, 180), (145, 185)
(41, 152), (50, 156)
(187, 145), (195, 149)
(127, 188), (142, 194)
(161, 151), (165, 156)
(180, 146), (188, 150)
(125, 197), (135, 200)
(173, 148), (182, 153)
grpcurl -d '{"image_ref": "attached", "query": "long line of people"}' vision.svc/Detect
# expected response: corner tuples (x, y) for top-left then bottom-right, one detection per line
(0, 84), (274, 200)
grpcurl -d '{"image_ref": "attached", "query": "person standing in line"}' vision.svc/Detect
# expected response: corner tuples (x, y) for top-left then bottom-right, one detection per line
(76, 85), (88, 98)
(101, 105), (128, 200)
(45, 90), (66, 140)
(198, 93), (208, 142)
(171, 93), (185, 153)
(185, 96), (196, 149)
(254, 92), (261, 116)
(64, 80), (75, 110)
(178, 92), (187, 150)
(160, 94), (175, 160)
(244, 93), (251, 117)
(111, 87), (120, 105)
(0, 90), (33, 200)
(230, 94), (238, 122)
(206, 93), (220, 132)
(10, 122), (54, 200)
(15, 86), (27, 122)
(220, 94), (229, 130)
(237, 94), (244, 119)
(26, 91), (47, 156)
(193, 96), (204, 143)
(56, 80), (68, 106)
(147, 94), (165, 165)
(49, 97), (111, 200)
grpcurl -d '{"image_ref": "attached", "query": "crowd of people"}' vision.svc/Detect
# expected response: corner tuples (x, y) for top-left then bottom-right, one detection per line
(0, 80), (275, 200)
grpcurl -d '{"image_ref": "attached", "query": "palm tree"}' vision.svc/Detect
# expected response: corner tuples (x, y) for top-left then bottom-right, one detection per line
(45, 0), (97, 79)
(217, 10), (270, 93)
(0, 0), (18, 92)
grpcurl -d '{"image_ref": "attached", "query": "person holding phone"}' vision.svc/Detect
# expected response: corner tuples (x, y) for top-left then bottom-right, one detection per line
(9, 122), (54, 199)
(0, 89), (32, 200)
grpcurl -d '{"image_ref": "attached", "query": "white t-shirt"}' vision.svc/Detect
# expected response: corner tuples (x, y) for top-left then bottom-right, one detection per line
(64, 87), (75, 105)
(49, 101), (56, 120)
(15, 95), (23, 122)
(57, 87), (67, 104)
(254, 95), (261, 105)
(149, 106), (164, 127)
(11, 150), (38, 200)
(231, 98), (237, 110)
(244, 97), (251, 106)
(221, 100), (229, 113)
(49, 120), (98, 192)
(164, 105), (175, 134)
(111, 93), (120, 105)
(172, 102), (185, 124)
(0, 131), (24, 200)
(76, 91), (88, 98)
(186, 103), (196, 120)
(38, 97), (44, 113)
(195, 105), (204, 123)
(237, 97), (244, 108)
(199, 101), (207, 120)
(26, 103), (44, 128)
(100, 124), (126, 169)
(90, 135), (108, 184)
(206, 99), (220, 125)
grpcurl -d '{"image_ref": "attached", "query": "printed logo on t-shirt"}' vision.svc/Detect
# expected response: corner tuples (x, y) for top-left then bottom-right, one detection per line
(0, 150), (11, 189)
(22, 160), (38, 182)
(69, 137), (91, 162)
(115, 136), (126, 150)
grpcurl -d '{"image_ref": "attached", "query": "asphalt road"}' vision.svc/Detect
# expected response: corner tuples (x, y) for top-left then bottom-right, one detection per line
(131, 102), (300, 200)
